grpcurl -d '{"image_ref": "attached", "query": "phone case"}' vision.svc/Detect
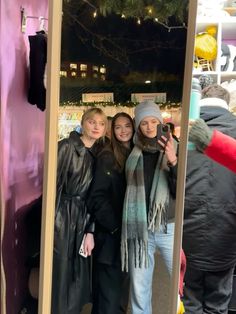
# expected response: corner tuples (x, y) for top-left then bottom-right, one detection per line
(79, 235), (88, 258)
(156, 124), (170, 141)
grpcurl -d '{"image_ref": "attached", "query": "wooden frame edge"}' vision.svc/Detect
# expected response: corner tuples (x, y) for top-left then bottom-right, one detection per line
(38, 0), (63, 313)
(169, 1), (198, 313)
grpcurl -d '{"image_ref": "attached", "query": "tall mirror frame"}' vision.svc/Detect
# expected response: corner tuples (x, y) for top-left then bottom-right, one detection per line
(38, 0), (63, 313)
(38, 1), (198, 314)
(169, 1), (198, 312)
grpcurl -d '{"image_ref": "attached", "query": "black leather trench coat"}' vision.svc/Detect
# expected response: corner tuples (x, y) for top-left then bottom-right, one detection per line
(51, 131), (97, 314)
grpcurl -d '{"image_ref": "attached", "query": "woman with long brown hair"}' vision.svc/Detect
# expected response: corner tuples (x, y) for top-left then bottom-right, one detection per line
(87, 112), (134, 314)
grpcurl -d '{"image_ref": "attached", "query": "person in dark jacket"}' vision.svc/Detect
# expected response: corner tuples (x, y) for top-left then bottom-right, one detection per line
(87, 112), (134, 314)
(121, 101), (178, 314)
(183, 84), (236, 314)
(51, 108), (107, 314)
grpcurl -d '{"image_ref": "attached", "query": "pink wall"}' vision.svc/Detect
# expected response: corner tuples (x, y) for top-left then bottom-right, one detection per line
(1, 0), (48, 312)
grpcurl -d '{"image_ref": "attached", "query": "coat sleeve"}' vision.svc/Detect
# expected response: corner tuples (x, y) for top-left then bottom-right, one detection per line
(87, 151), (120, 233)
(167, 140), (178, 198)
(168, 163), (178, 198)
(204, 129), (236, 173)
(56, 139), (70, 185)
(54, 139), (71, 213)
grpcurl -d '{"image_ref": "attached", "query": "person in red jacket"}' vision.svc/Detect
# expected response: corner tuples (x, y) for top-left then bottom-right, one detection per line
(189, 118), (236, 173)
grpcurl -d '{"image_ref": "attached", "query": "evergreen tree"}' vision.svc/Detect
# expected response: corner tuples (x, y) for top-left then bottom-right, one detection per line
(97, 0), (188, 23)
(65, 0), (188, 23)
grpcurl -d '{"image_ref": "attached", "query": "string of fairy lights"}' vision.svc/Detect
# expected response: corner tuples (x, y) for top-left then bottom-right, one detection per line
(82, 0), (187, 32)
(60, 100), (182, 109)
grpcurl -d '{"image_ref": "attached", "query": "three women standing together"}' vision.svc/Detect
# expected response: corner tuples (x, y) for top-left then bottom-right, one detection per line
(52, 101), (178, 314)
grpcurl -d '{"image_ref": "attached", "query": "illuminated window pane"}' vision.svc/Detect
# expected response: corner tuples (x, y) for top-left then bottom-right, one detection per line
(81, 72), (87, 78)
(80, 64), (87, 71)
(60, 71), (67, 77)
(70, 63), (77, 70)
(100, 67), (106, 74)
(101, 75), (106, 81)
(93, 65), (99, 72)
(71, 71), (77, 77)
(93, 73), (98, 78)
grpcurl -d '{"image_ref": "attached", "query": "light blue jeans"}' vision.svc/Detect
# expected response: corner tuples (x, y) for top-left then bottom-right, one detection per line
(129, 222), (175, 314)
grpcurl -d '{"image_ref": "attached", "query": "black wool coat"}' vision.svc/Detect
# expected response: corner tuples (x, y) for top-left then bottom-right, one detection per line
(87, 148), (126, 266)
(183, 106), (236, 271)
(51, 131), (98, 314)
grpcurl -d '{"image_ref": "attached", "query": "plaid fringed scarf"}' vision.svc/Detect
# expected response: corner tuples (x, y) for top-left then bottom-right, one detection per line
(121, 142), (169, 272)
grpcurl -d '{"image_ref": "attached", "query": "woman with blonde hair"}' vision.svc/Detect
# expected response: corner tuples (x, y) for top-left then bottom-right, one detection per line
(52, 108), (107, 314)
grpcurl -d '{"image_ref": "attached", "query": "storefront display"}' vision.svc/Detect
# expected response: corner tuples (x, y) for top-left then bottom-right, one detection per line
(58, 108), (84, 140)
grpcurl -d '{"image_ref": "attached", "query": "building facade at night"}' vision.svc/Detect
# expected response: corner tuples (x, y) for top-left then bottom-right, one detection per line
(60, 61), (107, 80)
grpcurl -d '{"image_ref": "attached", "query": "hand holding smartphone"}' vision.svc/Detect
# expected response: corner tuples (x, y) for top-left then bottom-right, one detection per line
(79, 235), (88, 258)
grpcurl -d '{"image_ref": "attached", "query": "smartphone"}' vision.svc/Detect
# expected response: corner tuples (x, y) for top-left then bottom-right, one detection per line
(156, 123), (170, 142)
(78, 235), (88, 258)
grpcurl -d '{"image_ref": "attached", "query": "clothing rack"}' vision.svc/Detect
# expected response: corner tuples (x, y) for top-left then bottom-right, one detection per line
(20, 7), (48, 33)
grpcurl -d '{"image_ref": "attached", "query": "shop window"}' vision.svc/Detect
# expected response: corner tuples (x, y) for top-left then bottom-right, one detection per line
(71, 71), (77, 77)
(100, 66), (106, 74)
(60, 71), (67, 77)
(81, 72), (87, 78)
(93, 65), (99, 72)
(93, 73), (98, 78)
(70, 63), (77, 70)
(80, 64), (87, 71)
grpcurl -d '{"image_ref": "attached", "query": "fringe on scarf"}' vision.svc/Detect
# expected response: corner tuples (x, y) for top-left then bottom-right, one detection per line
(148, 203), (168, 233)
(121, 239), (148, 272)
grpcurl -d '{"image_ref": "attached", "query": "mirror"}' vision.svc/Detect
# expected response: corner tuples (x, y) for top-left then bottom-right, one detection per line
(44, 1), (197, 312)
(58, 1), (187, 311)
